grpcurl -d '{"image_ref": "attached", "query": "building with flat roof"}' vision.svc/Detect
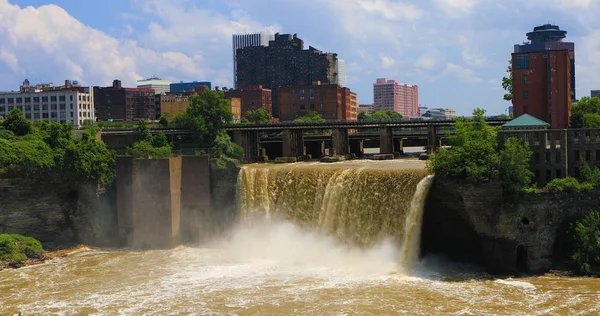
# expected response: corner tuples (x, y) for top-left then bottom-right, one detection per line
(224, 85), (273, 116)
(278, 83), (357, 121)
(170, 81), (211, 93)
(373, 78), (419, 117)
(95, 80), (157, 122)
(137, 77), (172, 94)
(591, 90), (600, 98)
(233, 32), (273, 88)
(235, 33), (343, 117)
(0, 87), (95, 128)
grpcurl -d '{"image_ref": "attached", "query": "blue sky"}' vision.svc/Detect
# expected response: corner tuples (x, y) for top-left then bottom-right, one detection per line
(1, 0), (599, 116)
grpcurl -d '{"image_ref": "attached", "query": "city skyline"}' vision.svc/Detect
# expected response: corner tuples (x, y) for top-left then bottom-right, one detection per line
(1, 0), (600, 117)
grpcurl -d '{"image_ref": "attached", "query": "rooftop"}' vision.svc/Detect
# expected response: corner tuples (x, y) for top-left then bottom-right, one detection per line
(503, 114), (550, 127)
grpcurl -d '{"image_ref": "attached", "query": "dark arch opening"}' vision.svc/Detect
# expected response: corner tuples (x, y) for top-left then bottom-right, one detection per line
(517, 245), (528, 273)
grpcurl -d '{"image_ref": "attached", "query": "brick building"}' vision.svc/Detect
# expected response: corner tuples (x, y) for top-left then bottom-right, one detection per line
(511, 50), (571, 129)
(373, 78), (419, 117)
(94, 80), (156, 122)
(278, 83), (357, 121)
(235, 33), (342, 117)
(224, 85), (272, 116)
(156, 86), (210, 118)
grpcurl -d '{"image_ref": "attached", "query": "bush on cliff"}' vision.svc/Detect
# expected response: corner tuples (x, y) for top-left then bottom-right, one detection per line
(126, 120), (173, 159)
(0, 234), (43, 262)
(427, 108), (534, 193)
(570, 210), (600, 275)
(0, 108), (116, 189)
(544, 160), (600, 193)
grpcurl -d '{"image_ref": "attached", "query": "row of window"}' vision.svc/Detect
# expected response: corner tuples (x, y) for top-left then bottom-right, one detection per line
(0, 95), (76, 104)
(0, 104), (74, 111)
(22, 112), (72, 119)
(291, 89), (316, 95)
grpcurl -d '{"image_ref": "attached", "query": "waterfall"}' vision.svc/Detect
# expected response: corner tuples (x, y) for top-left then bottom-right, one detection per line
(237, 162), (433, 269)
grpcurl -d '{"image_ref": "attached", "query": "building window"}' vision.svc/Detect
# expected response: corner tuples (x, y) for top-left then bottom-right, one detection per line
(523, 91), (529, 99)
(51, 104), (57, 110)
(515, 55), (530, 69)
(24, 97), (31, 103)
(300, 90), (305, 94)
(59, 96), (66, 102)
(16, 97), (22, 103)
(59, 104), (66, 110)
(51, 96), (57, 102)
(70, 95), (73, 101)
(522, 75), (528, 84)
(33, 97), (39, 102)
(43, 113), (49, 118)
(7, 98), (13, 104)
(34, 105), (40, 111)
(0, 106), (4, 112)
(0, 99), (4, 104)
(42, 96), (48, 102)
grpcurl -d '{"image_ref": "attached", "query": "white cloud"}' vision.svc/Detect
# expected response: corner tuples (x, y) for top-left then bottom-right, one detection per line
(415, 50), (442, 70)
(444, 63), (482, 83)
(356, 0), (423, 21)
(435, 0), (478, 18)
(458, 35), (486, 66)
(381, 55), (396, 68)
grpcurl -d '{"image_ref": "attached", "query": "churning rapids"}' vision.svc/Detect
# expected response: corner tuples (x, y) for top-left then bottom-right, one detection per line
(2, 160), (600, 315)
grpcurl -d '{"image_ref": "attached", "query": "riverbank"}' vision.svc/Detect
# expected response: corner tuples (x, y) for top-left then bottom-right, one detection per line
(0, 245), (92, 271)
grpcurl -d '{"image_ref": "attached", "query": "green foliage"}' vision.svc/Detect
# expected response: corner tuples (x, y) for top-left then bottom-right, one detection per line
(0, 128), (15, 140)
(1, 108), (32, 136)
(545, 177), (586, 193)
(158, 112), (170, 128)
(427, 108), (533, 192)
(0, 234), (43, 262)
(127, 141), (173, 159)
(0, 110), (115, 188)
(360, 110), (403, 121)
(135, 120), (152, 142)
(570, 211), (600, 274)
(498, 137), (534, 193)
(212, 130), (244, 161)
(357, 112), (367, 120)
(545, 160), (600, 193)
(294, 110), (325, 123)
(571, 97), (600, 128)
(502, 60), (513, 102)
(243, 108), (272, 124)
(171, 90), (233, 148)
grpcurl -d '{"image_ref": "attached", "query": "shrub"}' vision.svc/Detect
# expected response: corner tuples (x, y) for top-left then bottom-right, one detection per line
(545, 177), (583, 193)
(127, 141), (173, 159)
(571, 211), (600, 274)
(0, 234), (44, 262)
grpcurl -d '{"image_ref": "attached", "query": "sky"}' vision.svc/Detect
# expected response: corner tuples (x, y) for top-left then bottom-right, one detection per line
(1, 0), (600, 116)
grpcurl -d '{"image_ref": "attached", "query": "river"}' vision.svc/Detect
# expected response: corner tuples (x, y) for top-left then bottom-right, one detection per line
(2, 160), (599, 315)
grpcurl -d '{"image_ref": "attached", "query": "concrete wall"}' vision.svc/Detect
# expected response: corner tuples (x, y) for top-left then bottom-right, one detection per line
(181, 156), (212, 242)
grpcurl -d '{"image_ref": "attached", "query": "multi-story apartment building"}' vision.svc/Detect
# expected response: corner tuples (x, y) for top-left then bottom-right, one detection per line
(0, 87), (95, 128)
(224, 85), (273, 116)
(170, 81), (211, 93)
(235, 33), (343, 117)
(514, 24), (575, 101)
(358, 104), (373, 115)
(278, 82), (357, 121)
(157, 93), (191, 118)
(511, 50), (571, 129)
(94, 80), (156, 122)
(233, 32), (273, 88)
(373, 78), (419, 117)
(137, 77), (172, 94)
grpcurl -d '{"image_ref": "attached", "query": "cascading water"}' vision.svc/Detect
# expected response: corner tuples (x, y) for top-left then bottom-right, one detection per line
(238, 161), (434, 270)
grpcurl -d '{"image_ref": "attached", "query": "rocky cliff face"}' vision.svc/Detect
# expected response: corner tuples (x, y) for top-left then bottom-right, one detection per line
(422, 178), (600, 274)
(0, 177), (118, 248)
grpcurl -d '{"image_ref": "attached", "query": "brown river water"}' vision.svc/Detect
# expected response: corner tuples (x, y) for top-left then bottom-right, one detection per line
(2, 160), (600, 315)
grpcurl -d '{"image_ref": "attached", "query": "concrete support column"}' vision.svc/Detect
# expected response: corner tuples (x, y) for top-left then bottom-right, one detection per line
(349, 139), (364, 158)
(233, 130), (261, 162)
(332, 128), (349, 156)
(180, 156), (211, 243)
(426, 125), (438, 154)
(393, 138), (404, 155)
(117, 157), (182, 249)
(380, 127), (394, 154)
(282, 129), (304, 159)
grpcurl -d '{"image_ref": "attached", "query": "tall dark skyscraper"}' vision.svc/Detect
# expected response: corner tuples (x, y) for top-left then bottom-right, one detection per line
(514, 24), (575, 101)
(235, 33), (341, 117)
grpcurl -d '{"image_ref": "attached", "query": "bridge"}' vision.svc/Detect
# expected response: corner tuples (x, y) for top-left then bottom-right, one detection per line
(99, 119), (510, 161)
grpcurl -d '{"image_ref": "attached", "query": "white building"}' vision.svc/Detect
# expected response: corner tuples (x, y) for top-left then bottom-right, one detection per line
(233, 32), (273, 88)
(137, 77), (172, 94)
(0, 89), (95, 128)
(423, 108), (456, 120)
(358, 104), (373, 115)
(337, 59), (346, 87)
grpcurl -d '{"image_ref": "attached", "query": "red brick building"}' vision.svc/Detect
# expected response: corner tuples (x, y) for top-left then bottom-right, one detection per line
(511, 50), (571, 129)
(278, 83), (357, 121)
(94, 80), (157, 121)
(223, 85), (272, 116)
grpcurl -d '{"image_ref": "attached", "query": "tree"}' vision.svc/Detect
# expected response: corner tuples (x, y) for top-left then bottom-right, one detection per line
(294, 110), (325, 123)
(571, 97), (600, 128)
(357, 112), (367, 120)
(498, 137), (534, 193)
(171, 90), (233, 148)
(502, 60), (513, 102)
(1, 108), (31, 136)
(127, 141), (173, 159)
(212, 130), (244, 160)
(571, 210), (600, 274)
(135, 119), (152, 142)
(243, 108), (272, 124)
